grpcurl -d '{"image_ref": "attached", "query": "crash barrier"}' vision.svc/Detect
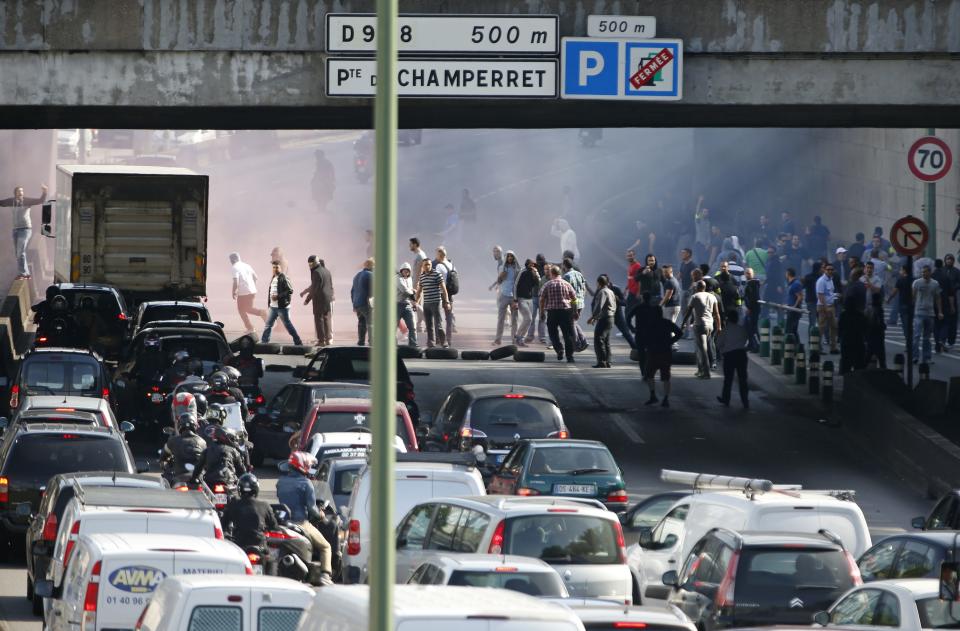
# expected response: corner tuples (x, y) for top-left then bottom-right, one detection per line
(0, 279), (36, 377)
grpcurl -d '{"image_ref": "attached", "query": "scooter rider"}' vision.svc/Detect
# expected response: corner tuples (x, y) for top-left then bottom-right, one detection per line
(162, 350), (193, 387)
(225, 336), (263, 386)
(160, 414), (207, 481)
(193, 425), (248, 488)
(206, 370), (249, 418)
(277, 451), (334, 585)
(220, 473), (279, 551)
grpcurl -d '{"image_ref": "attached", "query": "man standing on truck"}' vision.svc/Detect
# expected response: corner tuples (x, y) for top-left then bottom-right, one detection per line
(1, 184), (47, 280)
(230, 252), (267, 335)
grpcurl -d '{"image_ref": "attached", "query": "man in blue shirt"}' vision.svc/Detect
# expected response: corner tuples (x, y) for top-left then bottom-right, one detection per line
(785, 268), (804, 338)
(277, 451), (333, 584)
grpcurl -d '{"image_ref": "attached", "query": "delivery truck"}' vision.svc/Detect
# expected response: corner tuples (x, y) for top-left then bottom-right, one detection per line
(48, 165), (208, 304)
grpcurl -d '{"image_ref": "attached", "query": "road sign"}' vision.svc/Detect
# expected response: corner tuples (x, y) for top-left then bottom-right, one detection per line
(907, 136), (953, 182)
(326, 14), (558, 54)
(587, 15), (656, 38)
(890, 215), (930, 256)
(326, 58), (557, 98)
(560, 38), (682, 100)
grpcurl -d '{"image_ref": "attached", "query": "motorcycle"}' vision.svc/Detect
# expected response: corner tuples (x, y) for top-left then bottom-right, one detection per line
(578, 128), (602, 147)
(245, 502), (338, 585)
(354, 154), (372, 183)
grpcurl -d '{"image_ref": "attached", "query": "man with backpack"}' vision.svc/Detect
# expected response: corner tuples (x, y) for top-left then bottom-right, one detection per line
(434, 246), (459, 343)
(260, 259), (303, 345)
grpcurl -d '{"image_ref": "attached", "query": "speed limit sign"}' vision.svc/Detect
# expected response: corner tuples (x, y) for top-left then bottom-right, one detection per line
(908, 136), (953, 182)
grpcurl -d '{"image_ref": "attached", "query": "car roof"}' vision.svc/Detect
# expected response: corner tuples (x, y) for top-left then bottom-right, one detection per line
(525, 439), (607, 449)
(22, 396), (109, 411)
(23, 347), (101, 359)
(55, 472), (165, 490)
(452, 384), (558, 402)
(872, 578), (939, 597)
(416, 553), (556, 572)
(874, 532), (959, 546)
(302, 381), (371, 388)
(735, 531), (844, 548)
(562, 604), (695, 627)
(157, 574), (314, 594)
(79, 532), (240, 556)
(326, 457), (367, 470)
(312, 398), (405, 413)
(140, 301), (207, 309)
(684, 489), (857, 507)
(136, 326), (226, 340)
(443, 495), (612, 516)
(71, 485), (215, 510)
(51, 282), (119, 293)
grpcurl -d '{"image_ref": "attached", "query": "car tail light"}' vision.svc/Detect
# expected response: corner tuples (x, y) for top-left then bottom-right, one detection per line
(213, 483), (226, 493)
(37, 336), (49, 344)
(151, 385), (160, 392)
(488, 520), (505, 554)
(844, 551), (863, 585)
(265, 530), (294, 540)
(247, 551), (261, 565)
(516, 488), (539, 496)
(494, 566), (518, 573)
(82, 559), (102, 631)
(0, 476), (7, 504)
(503, 394), (525, 399)
(347, 520), (361, 556)
(715, 550), (740, 611)
(214, 526), (223, 540)
(9, 384), (19, 409)
(255, 394), (265, 405)
(547, 508), (578, 513)
(117, 313), (128, 321)
(101, 388), (109, 402)
(43, 513), (59, 542)
(607, 489), (629, 504)
(245, 565), (254, 575)
(613, 520), (627, 563)
(64, 520), (81, 566)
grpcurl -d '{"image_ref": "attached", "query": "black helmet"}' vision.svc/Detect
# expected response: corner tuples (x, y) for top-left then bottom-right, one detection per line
(178, 413), (198, 434)
(238, 473), (259, 498)
(221, 366), (241, 387)
(193, 393), (208, 416)
(208, 371), (228, 390)
(207, 403), (225, 425)
(51, 294), (68, 313)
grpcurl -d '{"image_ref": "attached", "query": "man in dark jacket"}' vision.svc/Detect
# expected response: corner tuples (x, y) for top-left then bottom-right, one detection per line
(194, 425), (248, 488)
(261, 260), (303, 345)
(221, 473), (279, 551)
(351, 258), (374, 346)
(300, 255), (334, 346)
(627, 292), (661, 378)
(743, 267), (762, 352)
(643, 308), (683, 408)
(160, 414), (207, 482)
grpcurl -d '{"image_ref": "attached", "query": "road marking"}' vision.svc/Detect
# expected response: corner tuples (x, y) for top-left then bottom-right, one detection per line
(612, 412), (646, 444)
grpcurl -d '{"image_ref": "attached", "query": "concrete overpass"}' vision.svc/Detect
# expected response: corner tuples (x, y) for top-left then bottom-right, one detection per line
(0, 0), (959, 128)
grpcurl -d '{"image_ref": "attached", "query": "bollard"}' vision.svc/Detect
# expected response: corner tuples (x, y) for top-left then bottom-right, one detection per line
(808, 323), (821, 353)
(759, 318), (771, 358)
(783, 333), (796, 375)
(893, 353), (905, 377)
(808, 350), (821, 395)
(770, 325), (783, 366)
(919, 363), (930, 381)
(821, 360), (834, 403)
(795, 344), (807, 385)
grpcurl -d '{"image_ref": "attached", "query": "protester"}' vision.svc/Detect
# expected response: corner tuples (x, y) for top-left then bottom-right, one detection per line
(514, 258), (540, 347)
(887, 265), (914, 341)
(350, 258), (374, 346)
(493, 250), (520, 346)
(913, 265), (944, 364)
(838, 292), (867, 374)
(762, 244), (784, 324)
(415, 259), (451, 348)
(683, 280), (722, 379)
(643, 308), (683, 408)
(562, 257), (589, 352)
(300, 255), (333, 347)
(525, 253), (548, 344)
(942, 254), (960, 349)
(603, 274), (635, 349)
(743, 267), (761, 351)
(409, 237), (427, 332)
(395, 263), (417, 347)
(866, 291), (887, 368)
(261, 260), (303, 346)
(716, 309), (749, 408)
(539, 265), (577, 362)
(660, 264), (682, 327)
(932, 259), (956, 353)
(230, 252), (267, 334)
(551, 218), (580, 261)
(588, 275), (616, 368)
(816, 262), (839, 354)
(785, 268), (803, 338)
(434, 246), (457, 341)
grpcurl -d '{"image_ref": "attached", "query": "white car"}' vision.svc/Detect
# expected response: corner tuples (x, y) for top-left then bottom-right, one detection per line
(133, 575), (314, 631)
(407, 553), (569, 598)
(18, 395), (122, 431)
(306, 430), (407, 462)
(815, 578), (957, 631)
(560, 602), (697, 631)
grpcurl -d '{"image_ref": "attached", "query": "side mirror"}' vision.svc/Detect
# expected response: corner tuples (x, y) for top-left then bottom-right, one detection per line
(15, 502), (32, 517)
(940, 561), (960, 602)
(912, 516), (926, 529)
(638, 530), (653, 549)
(292, 366), (306, 379)
(214, 321), (225, 328)
(661, 570), (679, 587)
(397, 537), (407, 549)
(120, 421), (135, 433)
(34, 579), (55, 599)
(161, 426), (175, 436)
(813, 611), (831, 626)
(135, 459), (150, 473)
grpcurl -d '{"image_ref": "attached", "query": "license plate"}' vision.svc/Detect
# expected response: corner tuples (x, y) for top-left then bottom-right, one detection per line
(554, 484), (596, 495)
(151, 393), (164, 403)
(252, 564), (263, 575)
(214, 493), (227, 506)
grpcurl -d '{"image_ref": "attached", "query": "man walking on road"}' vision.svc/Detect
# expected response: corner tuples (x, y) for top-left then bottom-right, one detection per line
(588, 275), (616, 368)
(409, 237), (427, 332)
(514, 258), (540, 347)
(2, 184), (47, 280)
(261, 260), (303, 346)
(540, 265), (577, 363)
(415, 259), (451, 348)
(643, 308), (683, 408)
(683, 280), (722, 379)
(716, 309), (750, 409)
(434, 246), (457, 342)
(816, 263), (840, 354)
(300, 255), (333, 346)
(913, 265), (944, 364)
(493, 250), (520, 346)
(351, 258), (374, 346)
(562, 257), (589, 351)
(395, 263), (418, 347)
(230, 252), (267, 334)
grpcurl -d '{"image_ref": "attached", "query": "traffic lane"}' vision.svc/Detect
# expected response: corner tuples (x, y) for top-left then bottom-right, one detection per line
(0, 565), (41, 631)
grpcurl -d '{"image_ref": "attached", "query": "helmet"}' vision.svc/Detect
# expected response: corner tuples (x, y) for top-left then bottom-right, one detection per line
(208, 371), (228, 390)
(288, 451), (316, 476)
(178, 413), (198, 434)
(173, 350), (190, 364)
(238, 335), (255, 351)
(238, 473), (259, 498)
(51, 294), (68, 313)
(193, 393), (208, 417)
(207, 403), (225, 425)
(221, 366), (241, 387)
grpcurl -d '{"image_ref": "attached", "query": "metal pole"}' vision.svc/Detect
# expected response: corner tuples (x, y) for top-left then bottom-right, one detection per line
(906, 255), (914, 390)
(925, 128), (938, 259)
(370, 1), (398, 630)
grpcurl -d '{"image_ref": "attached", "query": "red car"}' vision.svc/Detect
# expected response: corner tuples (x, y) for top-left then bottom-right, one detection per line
(296, 398), (419, 453)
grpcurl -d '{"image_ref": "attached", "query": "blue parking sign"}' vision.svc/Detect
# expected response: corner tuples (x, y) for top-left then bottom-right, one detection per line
(561, 39), (619, 97)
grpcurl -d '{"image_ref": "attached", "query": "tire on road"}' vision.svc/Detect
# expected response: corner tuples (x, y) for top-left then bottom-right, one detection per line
(397, 345), (424, 360)
(460, 350), (491, 360)
(254, 343), (282, 354)
(281, 344), (309, 356)
(513, 350), (545, 363)
(489, 345), (517, 360)
(424, 347), (459, 360)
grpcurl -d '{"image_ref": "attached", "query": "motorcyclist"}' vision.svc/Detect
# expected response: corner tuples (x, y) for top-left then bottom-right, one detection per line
(276, 451), (334, 585)
(160, 413), (207, 482)
(206, 371), (248, 418)
(225, 335), (263, 387)
(220, 473), (279, 551)
(193, 424), (249, 488)
(162, 350), (193, 388)
(37, 294), (80, 347)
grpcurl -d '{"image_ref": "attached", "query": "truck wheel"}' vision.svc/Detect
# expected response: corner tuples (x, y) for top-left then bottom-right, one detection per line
(460, 350), (490, 360)
(489, 345), (517, 360)
(513, 350), (545, 362)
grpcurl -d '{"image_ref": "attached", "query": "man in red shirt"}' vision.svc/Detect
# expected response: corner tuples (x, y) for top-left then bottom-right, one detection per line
(625, 249), (642, 311)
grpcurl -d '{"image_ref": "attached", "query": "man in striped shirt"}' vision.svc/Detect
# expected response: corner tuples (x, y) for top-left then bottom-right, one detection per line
(415, 259), (451, 348)
(539, 265), (577, 362)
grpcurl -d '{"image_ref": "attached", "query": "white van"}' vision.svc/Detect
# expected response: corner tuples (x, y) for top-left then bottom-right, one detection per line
(628, 471), (871, 602)
(133, 575), (314, 631)
(341, 454), (486, 584)
(296, 585), (586, 631)
(39, 533), (251, 631)
(48, 486), (221, 598)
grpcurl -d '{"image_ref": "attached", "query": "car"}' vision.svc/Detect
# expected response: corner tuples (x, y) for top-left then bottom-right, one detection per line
(7, 347), (113, 416)
(23, 472), (166, 616)
(425, 385), (568, 472)
(912, 489), (960, 531)
(38, 533), (252, 631)
(620, 491), (691, 534)
(814, 578), (955, 631)
(407, 553), (570, 598)
(296, 398), (418, 454)
(662, 528), (862, 629)
(2, 404), (133, 435)
(248, 381), (371, 464)
(343, 453), (486, 584)
(33, 283), (131, 359)
(130, 300), (212, 336)
(858, 533), (960, 582)
(488, 439), (627, 512)
(393, 496), (633, 603)
(133, 575), (315, 631)
(293, 346), (421, 424)
(296, 585), (587, 631)
(316, 457), (366, 516)
(560, 603), (698, 631)
(0, 423), (144, 560)
(94, 129), (135, 147)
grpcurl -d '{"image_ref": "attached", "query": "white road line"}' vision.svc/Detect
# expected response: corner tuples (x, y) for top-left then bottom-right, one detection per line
(612, 412), (646, 445)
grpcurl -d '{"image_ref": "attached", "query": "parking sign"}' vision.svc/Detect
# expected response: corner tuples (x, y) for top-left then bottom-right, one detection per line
(561, 38), (683, 100)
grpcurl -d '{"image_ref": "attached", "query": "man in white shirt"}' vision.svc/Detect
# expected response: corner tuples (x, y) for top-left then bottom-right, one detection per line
(551, 218), (580, 262)
(230, 252), (267, 334)
(815, 262), (839, 354)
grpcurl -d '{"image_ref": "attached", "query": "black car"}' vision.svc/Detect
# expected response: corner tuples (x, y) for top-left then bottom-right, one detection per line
(425, 385), (567, 471)
(621, 491), (691, 534)
(0, 423), (145, 561)
(293, 346), (420, 423)
(857, 532), (959, 582)
(912, 489), (960, 531)
(247, 381), (372, 466)
(662, 529), (860, 629)
(24, 472), (164, 614)
(32, 283), (130, 360)
(6, 347), (113, 416)
(130, 300), (213, 336)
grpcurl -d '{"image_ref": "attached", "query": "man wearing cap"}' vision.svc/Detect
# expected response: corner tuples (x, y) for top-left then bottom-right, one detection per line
(832, 247), (849, 284)
(301, 255), (334, 346)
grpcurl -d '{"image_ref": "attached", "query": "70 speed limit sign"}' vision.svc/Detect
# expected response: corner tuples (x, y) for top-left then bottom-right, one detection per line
(908, 136), (953, 182)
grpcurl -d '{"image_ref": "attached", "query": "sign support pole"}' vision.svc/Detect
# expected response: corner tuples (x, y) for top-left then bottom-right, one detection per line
(906, 255), (914, 390)
(924, 128), (938, 259)
(370, 0), (398, 630)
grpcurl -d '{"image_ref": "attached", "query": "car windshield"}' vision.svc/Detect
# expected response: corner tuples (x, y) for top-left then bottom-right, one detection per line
(505, 515), (620, 565)
(22, 358), (100, 396)
(61, 290), (123, 317)
(160, 338), (225, 363)
(142, 306), (209, 325)
(528, 446), (617, 475)
(469, 397), (562, 437)
(917, 598), (960, 629)
(309, 411), (411, 446)
(310, 386), (371, 402)
(447, 570), (566, 597)
(4, 434), (129, 482)
(736, 548), (853, 593)
(309, 353), (411, 384)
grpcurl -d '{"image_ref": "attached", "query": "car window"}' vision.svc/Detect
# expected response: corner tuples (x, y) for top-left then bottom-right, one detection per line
(873, 591), (901, 627)
(316, 461), (331, 483)
(334, 467), (361, 496)
(678, 538), (709, 585)
(630, 496), (683, 530)
(649, 504), (688, 550)
(927, 496), (957, 529)
(398, 504), (435, 550)
(452, 509), (491, 553)
(737, 548), (854, 599)
(310, 386), (371, 402)
(142, 306), (209, 326)
(917, 598), (960, 628)
(22, 359), (100, 395)
(690, 538), (730, 586)
(188, 606), (242, 631)
(468, 397), (562, 436)
(831, 589), (883, 625)
(892, 540), (939, 578)
(505, 514), (619, 565)
(526, 446), (617, 475)
(501, 444), (526, 473)
(282, 388), (304, 418)
(859, 539), (904, 581)
(442, 391), (469, 429)
(447, 570), (567, 597)
(258, 607), (303, 631)
(409, 563), (432, 584)
(269, 386), (290, 414)
(4, 434), (129, 480)
(426, 505), (464, 552)
(307, 412), (410, 446)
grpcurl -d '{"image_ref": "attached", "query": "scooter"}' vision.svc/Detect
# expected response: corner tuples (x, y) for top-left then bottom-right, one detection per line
(252, 503), (338, 585)
(354, 154), (372, 183)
